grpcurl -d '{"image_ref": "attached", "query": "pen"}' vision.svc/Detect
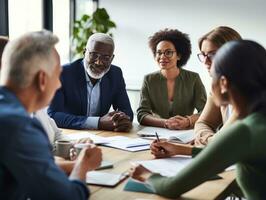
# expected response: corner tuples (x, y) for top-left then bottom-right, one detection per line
(139, 134), (156, 137)
(155, 132), (165, 153)
(155, 132), (160, 142)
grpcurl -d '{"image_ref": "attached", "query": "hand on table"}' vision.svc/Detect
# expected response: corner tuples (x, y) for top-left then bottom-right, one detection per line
(165, 115), (190, 130)
(99, 111), (132, 132)
(70, 144), (102, 181)
(150, 140), (193, 158)
(112, 112), (132, 132)
(150, 140), (179, 158)
(130, 164), (152, 182)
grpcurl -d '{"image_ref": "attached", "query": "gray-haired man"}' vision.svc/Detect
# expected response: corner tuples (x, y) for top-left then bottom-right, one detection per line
(48, 33), (133, 132)
(0, 30), (102, 199)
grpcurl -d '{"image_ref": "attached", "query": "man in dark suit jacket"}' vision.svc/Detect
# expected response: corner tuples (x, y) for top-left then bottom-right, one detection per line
(48, 33), (133, 132)
(0, 30), (102, 199)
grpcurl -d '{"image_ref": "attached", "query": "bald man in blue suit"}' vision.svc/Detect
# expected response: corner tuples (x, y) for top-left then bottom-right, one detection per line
(48, 33), (133, 132)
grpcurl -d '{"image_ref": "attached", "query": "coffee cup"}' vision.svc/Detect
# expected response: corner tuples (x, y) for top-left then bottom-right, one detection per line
(55, 140), (74, 160)
(74, 143), (91, 156)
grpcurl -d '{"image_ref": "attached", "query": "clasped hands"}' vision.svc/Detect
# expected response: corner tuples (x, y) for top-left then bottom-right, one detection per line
(99, 110), (132, 132)
(165, 115), (190, 130)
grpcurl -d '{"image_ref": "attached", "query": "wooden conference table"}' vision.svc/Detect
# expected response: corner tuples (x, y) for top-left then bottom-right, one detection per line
(62, 124), (237, 200)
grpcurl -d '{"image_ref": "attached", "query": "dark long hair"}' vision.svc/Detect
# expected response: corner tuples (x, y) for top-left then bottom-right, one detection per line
(213, 40), (266, 115)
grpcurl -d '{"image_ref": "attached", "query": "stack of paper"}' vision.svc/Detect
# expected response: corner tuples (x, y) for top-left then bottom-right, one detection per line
(137, 127), (195, 143)
(132, 156), (192, 177)
(124, 156), (192, 194)
(66, 132), (109, 144)
(67, 133), (151, 152)
(102, 136), (151, 152)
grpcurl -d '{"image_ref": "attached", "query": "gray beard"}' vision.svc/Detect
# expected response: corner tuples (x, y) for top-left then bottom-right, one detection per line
(84, 62), (110, 79)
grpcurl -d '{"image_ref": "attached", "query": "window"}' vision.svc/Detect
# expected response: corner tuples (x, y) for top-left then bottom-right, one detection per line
(75, 0), (93, 20)
(8, 0), (42, 39)
(53, 0), (70, 64)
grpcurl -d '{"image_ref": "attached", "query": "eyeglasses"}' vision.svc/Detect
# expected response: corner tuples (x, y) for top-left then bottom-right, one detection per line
(197, 52), (216, 62)
(156, 50), (176, 58)
(88, 52), (113, 63)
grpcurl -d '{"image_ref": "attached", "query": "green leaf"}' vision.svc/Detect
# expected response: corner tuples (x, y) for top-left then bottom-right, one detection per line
(81, 14), (90, 22)
(71, 8), (116, 60)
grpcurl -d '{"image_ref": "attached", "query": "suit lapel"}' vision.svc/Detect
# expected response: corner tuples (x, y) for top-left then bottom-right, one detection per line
(77, 60), (88, 115)
(100, 74), (111, 115)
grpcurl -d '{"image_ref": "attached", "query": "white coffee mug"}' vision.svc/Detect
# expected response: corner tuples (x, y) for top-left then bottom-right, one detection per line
(55, 140), (74, 160)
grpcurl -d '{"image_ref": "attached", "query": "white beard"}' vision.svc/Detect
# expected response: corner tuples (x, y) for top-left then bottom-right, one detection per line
(84, 61), (110, 79)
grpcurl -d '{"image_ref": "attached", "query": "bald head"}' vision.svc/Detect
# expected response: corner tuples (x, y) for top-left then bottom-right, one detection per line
(0, 36), (9, 69)
(86, 33), (114, 53)
(0, 30), (59, 88)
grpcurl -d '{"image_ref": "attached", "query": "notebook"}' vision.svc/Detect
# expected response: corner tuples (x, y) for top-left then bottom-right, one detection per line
(86, 171), (128, 187)
(137, 127), (195, 144)
(96, 160), (114, 170)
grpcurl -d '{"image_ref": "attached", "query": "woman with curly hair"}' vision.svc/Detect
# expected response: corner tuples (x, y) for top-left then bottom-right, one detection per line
(137, 29), (207, 130)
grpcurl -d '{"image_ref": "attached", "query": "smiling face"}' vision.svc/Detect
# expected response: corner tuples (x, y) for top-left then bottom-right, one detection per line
(155, 41), (180, 70)
(200, 39), (219, 74)
(84, 40), (114, 79)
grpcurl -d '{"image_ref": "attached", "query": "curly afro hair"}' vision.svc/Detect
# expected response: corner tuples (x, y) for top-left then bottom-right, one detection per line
(148, 28), (191, 67)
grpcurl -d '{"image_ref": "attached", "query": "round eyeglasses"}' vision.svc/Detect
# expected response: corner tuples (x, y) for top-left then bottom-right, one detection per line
(156, 50), (176, 58)
(197, 52), (216, 62)
(88, 52), (113, 63)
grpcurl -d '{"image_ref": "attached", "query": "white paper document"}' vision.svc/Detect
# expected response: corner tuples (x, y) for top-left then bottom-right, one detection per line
(66, 132), (109, 144)
(137, 127), (195, 143)
(102, 136), (151, 152)
(86, 171), (128, 186)
(133, 156), (192, 177)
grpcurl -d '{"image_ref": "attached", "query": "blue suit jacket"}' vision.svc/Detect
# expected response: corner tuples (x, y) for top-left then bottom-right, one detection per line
(48, 59), (133, 129)
(0, 87), (89, 200)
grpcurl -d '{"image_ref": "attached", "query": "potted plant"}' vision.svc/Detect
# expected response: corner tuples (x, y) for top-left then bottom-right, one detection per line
(71, 8), (116, 60)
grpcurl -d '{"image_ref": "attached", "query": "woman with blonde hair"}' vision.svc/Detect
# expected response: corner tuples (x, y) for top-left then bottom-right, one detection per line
(194, 26), (242, 146)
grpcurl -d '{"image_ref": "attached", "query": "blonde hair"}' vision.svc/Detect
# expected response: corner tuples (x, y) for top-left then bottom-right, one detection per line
(198, 26), (241, 50)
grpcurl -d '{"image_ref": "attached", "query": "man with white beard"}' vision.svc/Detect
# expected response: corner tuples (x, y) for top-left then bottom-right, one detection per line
(48, 33), (133, 132)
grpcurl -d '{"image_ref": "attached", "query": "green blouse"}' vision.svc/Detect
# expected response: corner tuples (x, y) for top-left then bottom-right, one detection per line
(147, 113), (266, 199)
(137, 69), (207, 122)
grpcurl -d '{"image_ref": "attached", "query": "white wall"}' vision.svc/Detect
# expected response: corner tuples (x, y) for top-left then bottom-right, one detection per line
(101, 0), (266, 93)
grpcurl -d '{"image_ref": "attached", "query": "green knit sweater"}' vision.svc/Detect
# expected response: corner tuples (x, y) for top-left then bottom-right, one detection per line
(137, 69), (207, 122)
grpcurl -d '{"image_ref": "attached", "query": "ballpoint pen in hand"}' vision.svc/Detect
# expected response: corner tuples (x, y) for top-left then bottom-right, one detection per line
(155, 132), (160, 142)
(155, 132), (165, 153)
